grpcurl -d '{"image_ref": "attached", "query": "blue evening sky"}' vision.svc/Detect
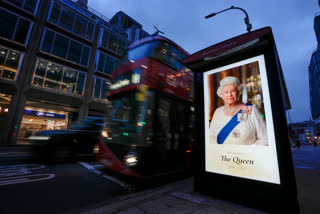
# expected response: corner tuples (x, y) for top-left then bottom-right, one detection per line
(89, 0), (319, 123)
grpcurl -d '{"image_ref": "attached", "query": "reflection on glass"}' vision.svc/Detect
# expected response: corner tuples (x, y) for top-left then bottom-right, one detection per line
(2, 70), (15, 79)
(60, 8), (75, 31)
(73, 16), (87, 37)
(33, 59), (47, 86)
(14, 18), (30, 44)
(61, 69), (77, 93)
(7, 0), (38, 13)
(97, 52), (117, 74)
(5, 51), (20, 70)
(101, 81), (108, 100)
(80, 46), (90, 66)
(101, 30), (110, 48)
(0, 47), (8, 65)
(0, 9), (18, 40)
(48, 2), (94, 41)
(94, 78), (102, 98)
(41, 30), (91, 66)
(41, 30), (54, 53)
(104, 56), (116, 74)
(107, 91), (154, 146)
(108, 33), (118, 53)
(86, 22), (94, 40)
(68, 41), (82, 63)
(44, 64), (63, 90)
(0, 48), (21, 80)
(32, 59), (86, 95)
(23, 0), (38, 13)
(76, 72), (85, 95)
(49, 2), (61, 24)
(52, 34), (68, 58)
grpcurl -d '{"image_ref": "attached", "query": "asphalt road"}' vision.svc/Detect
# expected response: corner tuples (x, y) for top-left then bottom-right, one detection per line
(0, 147), (190, 214)
(0, 153), (127, 214)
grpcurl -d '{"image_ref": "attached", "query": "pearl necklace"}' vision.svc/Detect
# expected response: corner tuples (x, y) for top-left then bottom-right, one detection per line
(225, 104), (240, 115)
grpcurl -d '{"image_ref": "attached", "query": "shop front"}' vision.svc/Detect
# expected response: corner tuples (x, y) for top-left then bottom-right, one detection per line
(18, 107), (69, 141)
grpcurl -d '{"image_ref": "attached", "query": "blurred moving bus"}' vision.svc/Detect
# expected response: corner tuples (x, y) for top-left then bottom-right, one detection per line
(97, 35), (194, 177)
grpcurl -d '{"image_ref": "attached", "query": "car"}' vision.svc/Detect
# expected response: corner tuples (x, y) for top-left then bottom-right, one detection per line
(29, 116), (106, 162)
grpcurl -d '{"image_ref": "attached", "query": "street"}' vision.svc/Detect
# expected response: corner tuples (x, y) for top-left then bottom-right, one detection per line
(0, 145), (320, 214)
(0, 147), (190, 214)
(0, 150), (127, 214)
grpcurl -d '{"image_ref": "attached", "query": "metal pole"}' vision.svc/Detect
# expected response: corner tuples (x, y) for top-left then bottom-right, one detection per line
(205, 6), (252, 32)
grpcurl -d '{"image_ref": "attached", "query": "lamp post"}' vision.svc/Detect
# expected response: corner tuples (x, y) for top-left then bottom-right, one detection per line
(205, 6), (252, 32)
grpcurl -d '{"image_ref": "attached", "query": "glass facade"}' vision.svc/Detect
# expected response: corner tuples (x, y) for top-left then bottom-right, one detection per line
(0, 8), (32, 45)
(48, 1), (95, 41)
(100, 29), (128, 56)
(4, 0), (40, 14)
(118, 40), (187, 70)
(0, 46), (22, 80)
(310, 12), (320, 120)
(40, 29), (91, 66)
(32, 59), (86, 95)
(97, 51), (119, 75)
(92, 76), (110, 101)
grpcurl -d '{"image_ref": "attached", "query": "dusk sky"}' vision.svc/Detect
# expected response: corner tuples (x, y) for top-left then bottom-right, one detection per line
(88, 0), (319, 123)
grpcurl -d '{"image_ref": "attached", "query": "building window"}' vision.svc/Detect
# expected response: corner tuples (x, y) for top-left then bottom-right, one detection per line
(97, 52), (118, 74)
(32, 59), (86, 95)
(40, 29), (91, 66)
(0, 46), (22, 80)
(52, 34), (69, 59)
(0, 93), (11, 119)
(0, 8), (32, 45)
(100, 29), (128, 55)
(4, 0), (40, 14)
(92, 76), (110, 101)
(48, 1), (95, 41)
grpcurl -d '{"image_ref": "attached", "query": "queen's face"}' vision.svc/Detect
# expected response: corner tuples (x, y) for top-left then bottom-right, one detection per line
(222, 84), (239, 105)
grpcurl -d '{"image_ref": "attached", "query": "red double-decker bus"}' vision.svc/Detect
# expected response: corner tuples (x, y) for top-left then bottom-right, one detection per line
(97, 35), (194, 177)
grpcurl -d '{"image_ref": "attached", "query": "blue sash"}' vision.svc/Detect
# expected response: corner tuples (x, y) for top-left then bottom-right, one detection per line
(216, 103), (252, 144)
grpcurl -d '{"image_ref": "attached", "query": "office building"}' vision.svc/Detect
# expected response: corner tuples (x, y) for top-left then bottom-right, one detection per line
(0, 0), (149, 145)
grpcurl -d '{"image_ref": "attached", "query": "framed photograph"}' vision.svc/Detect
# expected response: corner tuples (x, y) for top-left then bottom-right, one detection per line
(203, 55), (280, 184)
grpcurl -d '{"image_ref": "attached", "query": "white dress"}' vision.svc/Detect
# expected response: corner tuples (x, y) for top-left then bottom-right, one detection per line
(208, 104), (268, 146)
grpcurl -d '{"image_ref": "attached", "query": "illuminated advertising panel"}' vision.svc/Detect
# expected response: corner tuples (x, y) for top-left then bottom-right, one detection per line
(203, 55), (280, 184)
(183, 27), (299, 213)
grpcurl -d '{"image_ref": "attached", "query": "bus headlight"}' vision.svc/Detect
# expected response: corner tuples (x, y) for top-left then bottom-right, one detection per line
(93, 144), (99, 154)
(101, 130), (108, 138)
(101, 129), (112, 140)
(124, 153), (138, 166)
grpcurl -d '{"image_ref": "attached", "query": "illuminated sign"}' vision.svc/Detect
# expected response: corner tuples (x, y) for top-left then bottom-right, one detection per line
(109, 79), (130, 90)
(184, 27), (299, 213)
(203, 55), (280, 184)
(24, 110), (66, 119)
(109, 72), (140, 90)
(36, 112), (45, 116)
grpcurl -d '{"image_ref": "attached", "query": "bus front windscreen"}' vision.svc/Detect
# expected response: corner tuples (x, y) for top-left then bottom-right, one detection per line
(107, 91), (154, 146)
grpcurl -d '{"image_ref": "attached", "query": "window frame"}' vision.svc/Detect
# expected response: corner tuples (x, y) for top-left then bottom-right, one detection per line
(0, 7), (33, 46)
(31, 58), (87, 96)
(47, 1), (96, 41)
(0, 45), (24, 81)
(39, 28), (92, 67)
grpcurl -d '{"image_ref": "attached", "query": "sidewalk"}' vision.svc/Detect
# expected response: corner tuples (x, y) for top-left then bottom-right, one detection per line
(78, 145), (320, 214)
(78, 177), (266, 214)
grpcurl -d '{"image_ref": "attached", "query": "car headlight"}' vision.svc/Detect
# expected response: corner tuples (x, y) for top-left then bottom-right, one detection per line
(28, 136), (51, 140)
(124, 152), (138, 166)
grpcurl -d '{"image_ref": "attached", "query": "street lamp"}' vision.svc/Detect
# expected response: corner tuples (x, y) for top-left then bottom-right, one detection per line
(205, 6), (252, 32)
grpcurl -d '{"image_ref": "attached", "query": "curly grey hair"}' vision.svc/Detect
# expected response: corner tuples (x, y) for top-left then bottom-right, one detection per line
(217, 76), (242, 99)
